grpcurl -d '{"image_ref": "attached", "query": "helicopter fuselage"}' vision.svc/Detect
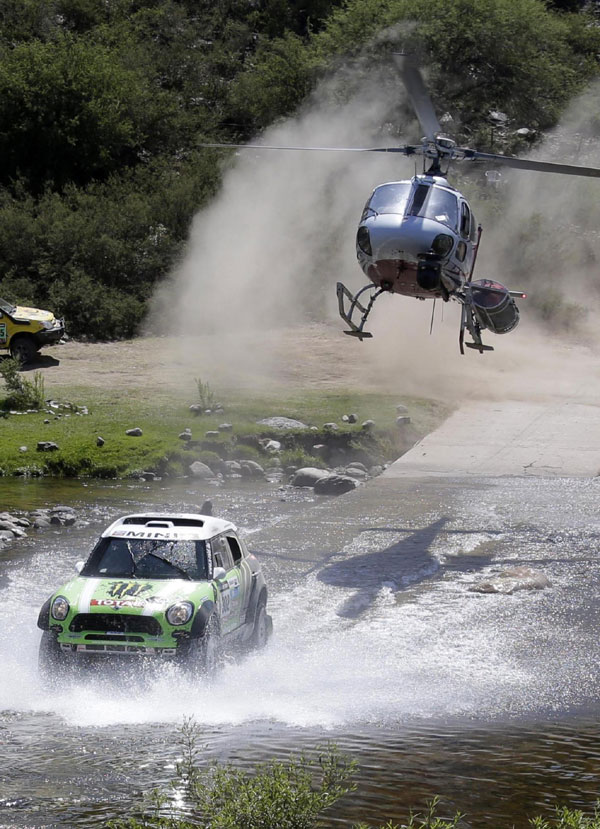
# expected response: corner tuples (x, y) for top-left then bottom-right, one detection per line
(356, 174), (477, 299)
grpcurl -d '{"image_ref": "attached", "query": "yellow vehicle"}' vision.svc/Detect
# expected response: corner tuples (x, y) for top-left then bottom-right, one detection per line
(0, 297), (65, 364)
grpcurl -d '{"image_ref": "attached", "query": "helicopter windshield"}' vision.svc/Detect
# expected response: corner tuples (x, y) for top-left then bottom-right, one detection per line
(408, 184), (458, 231)
(363, 183), (411, 217)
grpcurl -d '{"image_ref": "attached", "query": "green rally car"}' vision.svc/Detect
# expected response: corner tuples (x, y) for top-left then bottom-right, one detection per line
(37, 512), (272, 674)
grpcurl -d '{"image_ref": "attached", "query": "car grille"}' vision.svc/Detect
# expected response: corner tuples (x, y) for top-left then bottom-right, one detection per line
(69, 613), (162, 636)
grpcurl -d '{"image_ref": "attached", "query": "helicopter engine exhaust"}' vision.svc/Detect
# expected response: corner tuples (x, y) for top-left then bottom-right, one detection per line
(470, 279), (520, 335)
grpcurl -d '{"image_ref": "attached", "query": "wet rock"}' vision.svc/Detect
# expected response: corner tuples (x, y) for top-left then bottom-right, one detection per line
(257, 416), (308, 430)
(189, 461), (215, 479)
(139, 471), (159, 481)
(50, 514), (76, 526)
(291, 467), (329, 487)
(223, 461), (242, 475)
(37, 441), (59, 452)
(314, 474), (359, 496)
(345, 466), (368, 480)
(33, 517), (52, 529)
(0, 530), (14, 542)
(96, 436), (105, 447)
(240, 460), (265, 478)
(126, 427), (143, 437)
(469, 566), (551, 595)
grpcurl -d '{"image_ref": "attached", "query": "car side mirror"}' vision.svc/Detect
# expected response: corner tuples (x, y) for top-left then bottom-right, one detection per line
(75, 560), (84, 574)
(213, 566), (227, 581)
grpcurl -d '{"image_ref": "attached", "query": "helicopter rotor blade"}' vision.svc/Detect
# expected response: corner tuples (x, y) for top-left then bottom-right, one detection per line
(198, 142), (423, 155)
(463, 149), (600, 178)
(393, 54), (442, 141)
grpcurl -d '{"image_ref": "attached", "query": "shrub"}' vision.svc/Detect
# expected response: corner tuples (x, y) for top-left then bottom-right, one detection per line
(195, 378), (218, 410)
(110, 719), (357, 829)
(0, 357), (45, 410)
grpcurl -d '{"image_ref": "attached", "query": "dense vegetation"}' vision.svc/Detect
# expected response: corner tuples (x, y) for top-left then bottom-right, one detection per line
(0, 0), (598, 338)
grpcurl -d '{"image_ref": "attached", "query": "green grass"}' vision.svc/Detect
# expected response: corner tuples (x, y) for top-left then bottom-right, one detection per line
(0, 384), (451, 478)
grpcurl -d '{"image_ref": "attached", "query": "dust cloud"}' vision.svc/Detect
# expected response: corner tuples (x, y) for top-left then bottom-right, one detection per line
(148, 63), (600, 406)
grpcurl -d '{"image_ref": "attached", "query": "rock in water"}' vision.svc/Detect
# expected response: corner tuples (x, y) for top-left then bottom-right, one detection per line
(469, 566), (551, 595)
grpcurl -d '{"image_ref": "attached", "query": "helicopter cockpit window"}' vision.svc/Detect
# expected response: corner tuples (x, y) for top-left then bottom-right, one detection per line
(423, 187), (459, 230)
(363, 183), (411, 217)
(460, 202), (471, 238)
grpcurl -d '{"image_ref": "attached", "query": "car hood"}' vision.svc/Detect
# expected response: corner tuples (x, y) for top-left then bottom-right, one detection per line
(13, 305), (57, 323)
(58, 577), (213, 614)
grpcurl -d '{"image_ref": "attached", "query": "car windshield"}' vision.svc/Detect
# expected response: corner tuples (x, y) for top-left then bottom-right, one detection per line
(0, 297), (16, 314)
(83, 537), (209, 580)
(363, 182), (412, 216)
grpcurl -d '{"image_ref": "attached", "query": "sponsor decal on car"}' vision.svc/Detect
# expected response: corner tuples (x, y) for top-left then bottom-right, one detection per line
(107, 581), (152, 599)
(90, 598), (146, 609)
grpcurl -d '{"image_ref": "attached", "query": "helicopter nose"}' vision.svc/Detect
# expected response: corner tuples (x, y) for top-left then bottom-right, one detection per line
(365, 215), (450, 260)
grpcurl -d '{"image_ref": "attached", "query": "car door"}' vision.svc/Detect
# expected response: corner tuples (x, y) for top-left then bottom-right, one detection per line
(210, 535), (241, 635)
(225, 534), (252, 627)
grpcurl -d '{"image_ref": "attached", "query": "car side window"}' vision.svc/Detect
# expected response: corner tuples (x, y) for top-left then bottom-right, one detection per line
(226, 535), (243, 565)
(211, 535), (234, 571)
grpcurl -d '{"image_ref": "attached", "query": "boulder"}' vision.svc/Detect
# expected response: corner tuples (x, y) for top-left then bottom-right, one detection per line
(262, 439), (281, 453)
(396, 404), (409, 415)
(205, 430), (220, 438)
(37, 441), (59, 452)
(179, 431), (192, 441)
(396, 415), (411, 426)
(361, 420), (375, 431)
(240, 460), (265, 478)
(256, 416), (308, 430)
(347, 413), (358, 424)
(96, 436), (105, 447)
(469, 566), (551, 595)
(218, 423), (233, 432)
(125, 428), (143, 437)
(341, 415), (349, 423)
(314, 475), (359, 496)
(189, 461), (215, 479)
(291, 467), (329, 487)
(223, 461), (242, 474)
(323, 422), (339, 431)
(345, 467), (368, 480)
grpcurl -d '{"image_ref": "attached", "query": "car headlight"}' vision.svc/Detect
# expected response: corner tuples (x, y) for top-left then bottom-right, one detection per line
(166, 601), (194, 626)
(431, 234), (454, 256)
(51, 596), (69, 621)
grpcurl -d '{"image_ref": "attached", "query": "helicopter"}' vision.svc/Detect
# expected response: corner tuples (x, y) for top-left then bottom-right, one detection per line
(201, 55), (600, 354)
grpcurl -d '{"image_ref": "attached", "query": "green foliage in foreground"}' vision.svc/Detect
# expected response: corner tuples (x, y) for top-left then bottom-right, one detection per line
(111, 719), (358, 829)
(108, 721), (600, 829)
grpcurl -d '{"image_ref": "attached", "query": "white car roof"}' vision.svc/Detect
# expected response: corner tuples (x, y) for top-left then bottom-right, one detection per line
(102, 513), (236, 542)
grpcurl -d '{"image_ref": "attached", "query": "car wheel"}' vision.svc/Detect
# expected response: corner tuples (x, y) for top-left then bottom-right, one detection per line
(190, 616), (222, 675)
(38, 631), (65, 680)
(251, 601), (272, 650)
(10, 336), (38, 365)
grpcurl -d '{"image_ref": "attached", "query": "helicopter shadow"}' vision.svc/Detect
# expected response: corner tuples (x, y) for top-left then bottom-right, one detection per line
(316, 517), (496, 619)
(0, 353), (59, 370)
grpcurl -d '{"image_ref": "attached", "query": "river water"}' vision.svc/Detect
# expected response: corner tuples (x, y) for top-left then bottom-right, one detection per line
(1, 474), (600, 828)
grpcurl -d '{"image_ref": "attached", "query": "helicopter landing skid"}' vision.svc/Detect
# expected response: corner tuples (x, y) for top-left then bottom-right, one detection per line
(336, 282), (385, 341)
(458, 299), (494, 355)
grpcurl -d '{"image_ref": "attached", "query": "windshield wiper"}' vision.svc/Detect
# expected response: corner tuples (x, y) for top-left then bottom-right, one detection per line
(146, 553), (191, 580)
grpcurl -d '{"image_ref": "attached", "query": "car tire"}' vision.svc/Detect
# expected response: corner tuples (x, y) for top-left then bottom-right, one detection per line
(189, 616), (222, 675)
(10, 335), (38, 365)
(38, 631), (65, 680)
(251, 601), (272, 650)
